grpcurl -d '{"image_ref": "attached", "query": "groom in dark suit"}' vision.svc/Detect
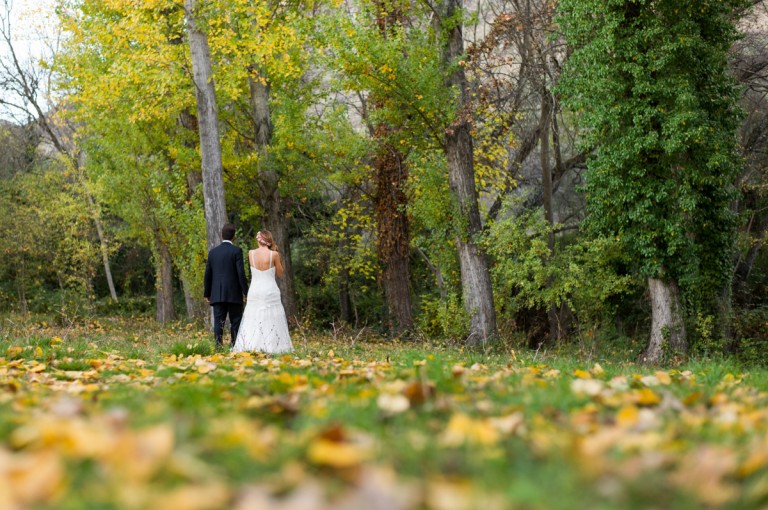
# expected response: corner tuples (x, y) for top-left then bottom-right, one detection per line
(204, 224), (249, 350)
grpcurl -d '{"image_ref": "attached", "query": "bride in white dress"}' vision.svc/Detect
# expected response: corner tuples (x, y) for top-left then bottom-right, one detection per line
(232, 230), (293, 354)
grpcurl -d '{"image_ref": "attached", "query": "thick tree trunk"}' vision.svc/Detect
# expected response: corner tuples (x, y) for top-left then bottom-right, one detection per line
(440, 0), (498, 345)
(181, 273), (201, 320)
(155, 241), (176, 325)
(184, 0), (227, 251)
(365, 0), (414, 337)
(248, 71), (298, 323)
(374, 141), (414, 336)
(642, 277), (686, 364)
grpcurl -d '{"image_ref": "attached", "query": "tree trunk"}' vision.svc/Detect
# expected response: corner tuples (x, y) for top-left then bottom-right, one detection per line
(439, 0), (498, 345)
(17, 259), (27, 319)
(181, 273), (201, 320)
(155, 241), (176, 325)
(248, 71), (298, 323)
(339, 264), (353, 325)
(540, 90), (562, 341)
(184, 0), (227, 251)
(642, 277), (686, 364)
(76, 151), (118, 303)
(86, 193), (118, 302)
(364, 0), (414, 337)
(263, 192), (298, 322)
(374, 140), (414, 336)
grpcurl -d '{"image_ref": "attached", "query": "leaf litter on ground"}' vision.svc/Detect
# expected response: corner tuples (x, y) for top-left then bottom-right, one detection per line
(1, 324), (768, 509)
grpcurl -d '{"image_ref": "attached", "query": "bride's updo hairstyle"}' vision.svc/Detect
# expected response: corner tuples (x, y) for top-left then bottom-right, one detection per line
(256, 230), (277, 251)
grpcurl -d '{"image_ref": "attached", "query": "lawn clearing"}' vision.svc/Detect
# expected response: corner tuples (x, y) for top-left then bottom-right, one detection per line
(1, 318), (767, 509)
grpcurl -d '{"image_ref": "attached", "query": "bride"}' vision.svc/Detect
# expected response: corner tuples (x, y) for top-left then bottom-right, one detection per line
(232, 230), (293, 354)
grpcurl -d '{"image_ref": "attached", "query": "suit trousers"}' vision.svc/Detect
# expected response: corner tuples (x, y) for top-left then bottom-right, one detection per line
(212, 302), (244, 348)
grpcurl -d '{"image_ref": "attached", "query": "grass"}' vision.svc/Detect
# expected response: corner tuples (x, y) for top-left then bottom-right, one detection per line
(1, 314), (767, 509)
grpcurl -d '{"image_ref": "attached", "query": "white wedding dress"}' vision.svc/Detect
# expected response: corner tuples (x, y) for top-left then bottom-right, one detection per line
(232, 250), (293, 354)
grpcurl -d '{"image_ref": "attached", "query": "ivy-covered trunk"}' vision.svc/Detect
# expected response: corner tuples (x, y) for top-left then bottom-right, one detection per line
(369, 0), (414, 337)
(559, 0), (743, 359)
(184, 0), (227, 251)
(643, 277), (686, 363)
(374, 138), (414, 335)
(440, 0), (498, 345)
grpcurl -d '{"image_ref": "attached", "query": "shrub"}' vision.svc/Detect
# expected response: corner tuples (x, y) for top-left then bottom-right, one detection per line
(735, 307), (768, 365)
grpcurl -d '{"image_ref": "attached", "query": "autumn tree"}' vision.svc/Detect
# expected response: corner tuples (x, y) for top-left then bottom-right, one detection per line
(436, 0), (499, 344)
(1, 0), (119, 303)
(56, 0), (205, 322)
(184, 0), (227, 252)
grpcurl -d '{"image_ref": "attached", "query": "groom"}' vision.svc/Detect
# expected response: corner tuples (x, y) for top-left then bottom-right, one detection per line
(204, 224), (249, 350)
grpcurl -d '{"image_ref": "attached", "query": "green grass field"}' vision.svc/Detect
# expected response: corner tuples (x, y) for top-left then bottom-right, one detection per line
(1, 316), (767, 509)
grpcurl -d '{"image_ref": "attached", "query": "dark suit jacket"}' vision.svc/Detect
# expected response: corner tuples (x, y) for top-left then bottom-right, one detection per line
(204, 241), (249, 304)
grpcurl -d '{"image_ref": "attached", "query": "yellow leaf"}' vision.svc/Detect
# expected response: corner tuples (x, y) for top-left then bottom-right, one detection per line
(654, 371), (672, 385)
(5, 451), (64, 505)
(740, 449), (768, 477)
(28, 362), (47, 373)
(616, 406), (639, 428)
(195, 359), (216, 374)
(441, 414), (499, 447)
(306, 439), (370, 468)
(633, 388), (661, 406)
(573, 369), (592, 379)
(149, 484), (229, 510)
(110, 424), (175, 481)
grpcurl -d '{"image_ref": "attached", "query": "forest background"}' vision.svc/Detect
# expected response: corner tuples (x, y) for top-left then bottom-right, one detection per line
(1, 0), (767, 365)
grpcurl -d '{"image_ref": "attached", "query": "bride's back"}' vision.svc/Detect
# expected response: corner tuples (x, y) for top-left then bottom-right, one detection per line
(249, 248), (274, 271)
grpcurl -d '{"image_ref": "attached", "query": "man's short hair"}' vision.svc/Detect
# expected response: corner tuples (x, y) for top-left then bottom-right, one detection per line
(221, 223), (236, 241)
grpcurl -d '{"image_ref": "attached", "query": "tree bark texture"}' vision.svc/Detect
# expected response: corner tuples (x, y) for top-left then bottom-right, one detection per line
(155, 241), (176, 325)
(184, 0), (227, 251)
(248, 71), (298, 323)
(642, 277), (687, 364)
(440, 0), (498, 345)
(374, 139), (414, 335)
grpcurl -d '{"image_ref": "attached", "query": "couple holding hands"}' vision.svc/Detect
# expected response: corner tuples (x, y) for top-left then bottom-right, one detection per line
(203, 224), (293, 354)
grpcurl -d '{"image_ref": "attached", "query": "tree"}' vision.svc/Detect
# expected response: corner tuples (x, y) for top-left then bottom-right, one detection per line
(202, 0), (310, 323)
(558, 0), (745, 362)
(0, 0), (119, 303)
(436, 0), (499, 344)
(184, 0), (227, 252)
(369, 0), (415, 335)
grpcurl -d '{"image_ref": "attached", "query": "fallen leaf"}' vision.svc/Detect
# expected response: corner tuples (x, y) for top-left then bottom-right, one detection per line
(441, 413), (499, 447)
(307, 439), (370, 468)
(149, 483), (230, 510)
(377, 393), (409, 415)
